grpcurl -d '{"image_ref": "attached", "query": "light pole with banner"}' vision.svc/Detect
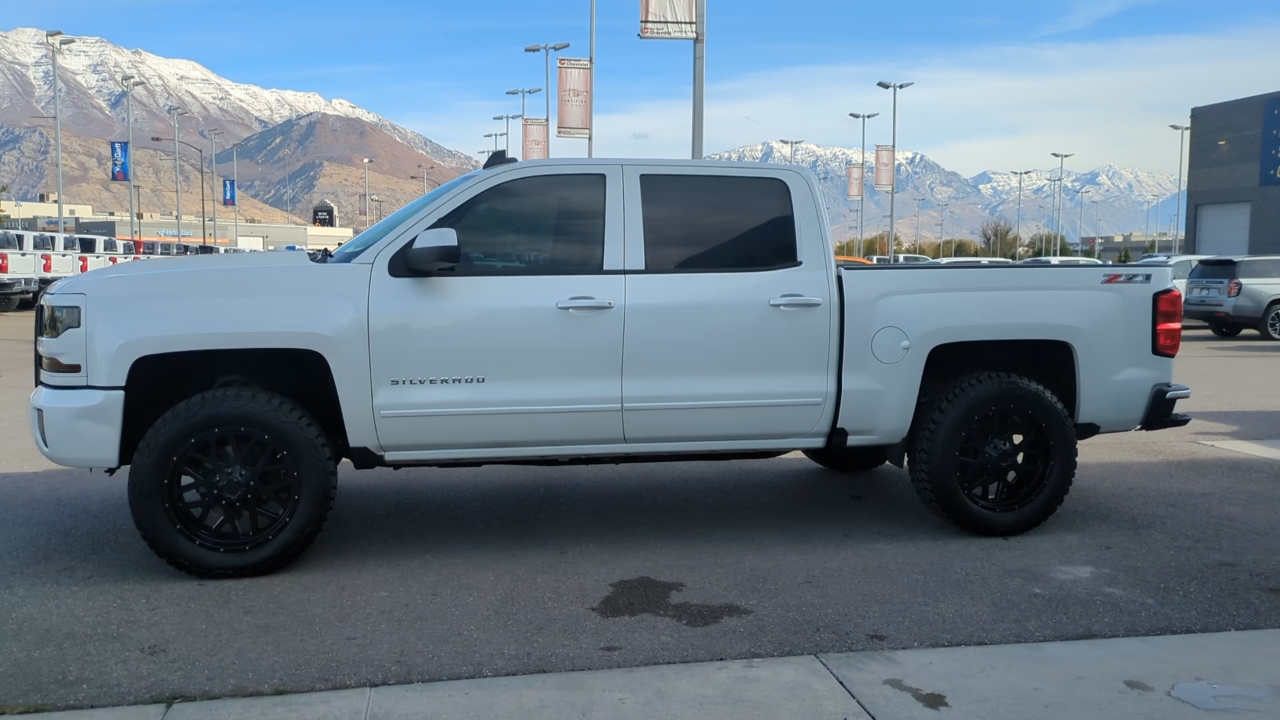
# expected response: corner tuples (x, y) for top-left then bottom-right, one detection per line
(120, 74), (146, 243)
(1169, 123), (1190, 253)
(639, 0), (704, 158)
(557, 57), (593, 146)
(506, 88), (542, 159)
(877, 81), (913, 264)
(525, 43), (570, 157)
(848, 112), (878, 256)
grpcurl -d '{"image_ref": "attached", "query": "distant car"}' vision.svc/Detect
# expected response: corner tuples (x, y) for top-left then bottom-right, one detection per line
(1136, 254), (1212, 297)
(1020, 256), (1105, 265)
(932, 257), (1014, 265)
(1183, 256), (1280, 340)
(866, 254), (932, 264)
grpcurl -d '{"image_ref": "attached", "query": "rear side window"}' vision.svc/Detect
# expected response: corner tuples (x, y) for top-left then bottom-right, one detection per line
(1190, 261), (1237, 280)
(429, 174), (606, 275)
(62, 238), (78, 252)
(102, 239), (118, 253)
(32, 235), (52, 251)
(640, 174), (797, 272)
(1239, 259), (1280, 279)
(0, 232), (16, 250)
(1171, 260), (1192, 280)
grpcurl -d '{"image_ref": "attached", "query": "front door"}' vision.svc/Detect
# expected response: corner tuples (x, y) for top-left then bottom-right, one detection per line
(368, 166), (626, 456)
(620, 167), (836, 444)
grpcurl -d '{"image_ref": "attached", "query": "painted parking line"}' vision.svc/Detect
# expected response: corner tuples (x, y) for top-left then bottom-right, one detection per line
(1198, 439), (1280, 461)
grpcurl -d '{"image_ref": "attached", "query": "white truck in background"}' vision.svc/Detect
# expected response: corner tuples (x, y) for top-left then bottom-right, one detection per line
(0, 230), (39, 311)
(30, 158), (1192, 578)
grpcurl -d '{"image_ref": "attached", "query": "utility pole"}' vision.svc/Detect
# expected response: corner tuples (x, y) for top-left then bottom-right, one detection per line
(45, 32), (76, 233)
(692, 0), (707, 159)
(120, 74), (145, 243)
(848, 112), (878, 258)
(878, 81), (914, 264)
(1169, 123), (1190, 254)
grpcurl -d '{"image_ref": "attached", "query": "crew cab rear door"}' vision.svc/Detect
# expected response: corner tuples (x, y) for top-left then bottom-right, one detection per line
(619, 166), (837, 443)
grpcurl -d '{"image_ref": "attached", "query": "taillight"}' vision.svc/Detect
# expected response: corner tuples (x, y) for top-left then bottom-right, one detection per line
(109, 256), (118, 265)
(0, 252), (8, 274)
(41, 254), (52, 273)
(1227, 279), (1242, 297)
(78, 256), (89, 273)
(1153, 288), (1183, 358)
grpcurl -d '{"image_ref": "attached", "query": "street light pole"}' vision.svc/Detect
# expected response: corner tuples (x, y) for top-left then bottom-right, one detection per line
(1011, 170), (1032, 255)
(1076, 188), (1090, 256)
(232, 145), (239, 245)
(778, 140), (803, 165)
(1050, 152), (1073, 256)
(505, 89), (542, 160)
(692, 0), (707, 159)
(45, 32), (75, 233)
(494, 115), (522, 155)
(281, 148), (293, 224)
(914, 197), (925, 253)
(937, 203), (949, 257)
(209, 128), (221, 245)
(120, 75), (145, 243)
(362, 158), (374, 231)
(849, 112), (878, 258)
(1169, 123), (1190, 254)
(1091, 198), (1101, 259)
(1154, 193), (1162, 254)
(168, 108), (188, 239)
(525, 43), (570, 157)
(878, 81), (914, 264)
(1038, 205), (1048, 256)
(589, 0), (596, 158)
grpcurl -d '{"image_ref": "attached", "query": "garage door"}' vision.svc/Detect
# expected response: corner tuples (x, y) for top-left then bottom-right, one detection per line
(1195, 202), (1251, 256)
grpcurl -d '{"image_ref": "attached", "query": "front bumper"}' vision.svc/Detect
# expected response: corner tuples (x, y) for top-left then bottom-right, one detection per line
(0, 278), (38, 294)
(1138, 383), (1192, 431)
(29, 386), (125, 468)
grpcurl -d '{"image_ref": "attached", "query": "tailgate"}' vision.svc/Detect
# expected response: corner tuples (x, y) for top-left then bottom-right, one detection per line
(1184, 278), (1227, 307)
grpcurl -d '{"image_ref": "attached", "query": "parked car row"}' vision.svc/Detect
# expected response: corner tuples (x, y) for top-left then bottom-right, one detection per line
(0, 230), (253, 312)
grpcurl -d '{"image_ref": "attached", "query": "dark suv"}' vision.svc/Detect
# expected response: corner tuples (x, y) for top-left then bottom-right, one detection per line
(1183, 256), (1280, 340)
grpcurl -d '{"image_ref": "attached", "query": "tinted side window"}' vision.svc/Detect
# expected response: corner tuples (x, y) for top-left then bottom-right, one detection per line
(640, 175), (797, 272)
(62, 238), (78, 252)
(429, 174), (605, 275)
(32, 235), (52, 251)
(103, 239), (118, 253)
(1189, 262), (1237, 280)
(1240, 259), (1280, 279)
(0, 232), (17, 249)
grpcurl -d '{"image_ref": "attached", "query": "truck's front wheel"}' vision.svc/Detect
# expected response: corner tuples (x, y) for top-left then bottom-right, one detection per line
(128, 389), (337, 578)
(908, 373), (1077, 536)
(0, 296), (19, 313)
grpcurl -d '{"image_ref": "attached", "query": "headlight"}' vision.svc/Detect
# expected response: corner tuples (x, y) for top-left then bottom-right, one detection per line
(40, 306), (81, 339)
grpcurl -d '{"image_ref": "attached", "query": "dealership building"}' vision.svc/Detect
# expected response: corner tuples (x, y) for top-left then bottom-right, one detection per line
(1184, 90), (1280, 256)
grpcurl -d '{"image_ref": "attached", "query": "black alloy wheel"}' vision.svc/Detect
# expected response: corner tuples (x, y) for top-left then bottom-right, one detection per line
(953, 407), (1052, 513)
(165, 428), (302, 552)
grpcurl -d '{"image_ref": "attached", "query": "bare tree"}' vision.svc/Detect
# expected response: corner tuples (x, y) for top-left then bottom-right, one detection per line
(979, 218), (1016, 257)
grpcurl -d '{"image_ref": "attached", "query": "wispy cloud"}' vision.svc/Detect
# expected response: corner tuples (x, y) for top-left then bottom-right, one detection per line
(1044, 0), (1169, 35)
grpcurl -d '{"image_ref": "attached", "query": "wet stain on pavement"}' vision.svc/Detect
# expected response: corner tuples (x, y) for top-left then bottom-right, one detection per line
(1123, 680), (1154, 692)
(598, 645), (623, 652)
(883, 679), (950, 711)
(866, 633), (887, 643)
(591, 576), (752, 628)
(1169, 680), (1273, 712)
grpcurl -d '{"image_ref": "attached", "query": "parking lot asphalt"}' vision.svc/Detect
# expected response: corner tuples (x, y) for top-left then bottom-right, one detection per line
(1, 308), (1278, 712)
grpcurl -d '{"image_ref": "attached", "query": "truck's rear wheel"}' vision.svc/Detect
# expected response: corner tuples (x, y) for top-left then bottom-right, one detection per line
(0, 296), (19, 313)
(908, 372), (1076, 536)
(128, 388), (337, 578)
(803, 446), (888, 473)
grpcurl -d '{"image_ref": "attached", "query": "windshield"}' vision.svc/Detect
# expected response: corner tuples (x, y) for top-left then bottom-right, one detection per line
(328, 172), (479, 263)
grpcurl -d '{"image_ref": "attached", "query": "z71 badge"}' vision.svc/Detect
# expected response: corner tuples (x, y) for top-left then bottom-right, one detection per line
(1101, 273), (1153, 284)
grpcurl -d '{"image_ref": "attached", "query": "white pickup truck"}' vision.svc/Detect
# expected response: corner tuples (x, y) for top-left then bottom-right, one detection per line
(0, 230), (39, 311)
(29, 158), (1192, 578)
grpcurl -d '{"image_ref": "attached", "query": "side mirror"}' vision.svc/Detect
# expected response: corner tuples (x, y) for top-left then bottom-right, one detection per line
(405, 228), (460, 275)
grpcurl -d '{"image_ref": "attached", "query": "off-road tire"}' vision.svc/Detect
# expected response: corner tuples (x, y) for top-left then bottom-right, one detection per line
(803, 446), (889, 473)
(0, 295), (20, 313)
(1259, 304), (1280, 342)
(908, 372), (1077, 536)
(1209, 323), (1242, 338)
(128, 389), (337, 578)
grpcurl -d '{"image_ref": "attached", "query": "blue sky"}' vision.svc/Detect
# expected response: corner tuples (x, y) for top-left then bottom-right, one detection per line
(8, 0), (1280, 174)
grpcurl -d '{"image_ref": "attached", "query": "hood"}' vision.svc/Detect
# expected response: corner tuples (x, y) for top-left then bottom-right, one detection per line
(48, 251), (315, 295)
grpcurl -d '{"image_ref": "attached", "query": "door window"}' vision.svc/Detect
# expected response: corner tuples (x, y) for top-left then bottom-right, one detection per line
(639, 175), (797, 272)
(428, 174), (606, 275)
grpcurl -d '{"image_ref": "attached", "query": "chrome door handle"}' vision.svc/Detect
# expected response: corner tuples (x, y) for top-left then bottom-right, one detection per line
(769, 295), (824, 308)
(557, 297), (616, 311)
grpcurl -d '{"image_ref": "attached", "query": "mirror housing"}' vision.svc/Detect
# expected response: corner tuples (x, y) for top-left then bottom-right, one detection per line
(405, 228), (460, 275)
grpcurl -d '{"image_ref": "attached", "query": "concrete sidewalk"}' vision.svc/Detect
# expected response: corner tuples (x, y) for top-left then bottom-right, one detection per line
(32, 630), (1280, 719)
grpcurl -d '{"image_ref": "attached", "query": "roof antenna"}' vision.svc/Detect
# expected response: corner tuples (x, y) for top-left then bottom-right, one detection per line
(483, 150), (518, 169)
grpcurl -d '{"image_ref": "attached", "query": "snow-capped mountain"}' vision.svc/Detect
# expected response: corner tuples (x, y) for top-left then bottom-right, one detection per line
(0, 27), (474, 169)
(710, 141), (1185, 242)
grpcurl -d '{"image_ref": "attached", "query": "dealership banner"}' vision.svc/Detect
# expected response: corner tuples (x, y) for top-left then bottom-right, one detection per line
(557, 58), (593, 139)
(640, 0), (697, 39)
(523, 118), (549, 160)
(874, 145), (895, 191)
(846, 164), (864, 200)
(222, 179), (236, 207)
(109, 141), (130, 181)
